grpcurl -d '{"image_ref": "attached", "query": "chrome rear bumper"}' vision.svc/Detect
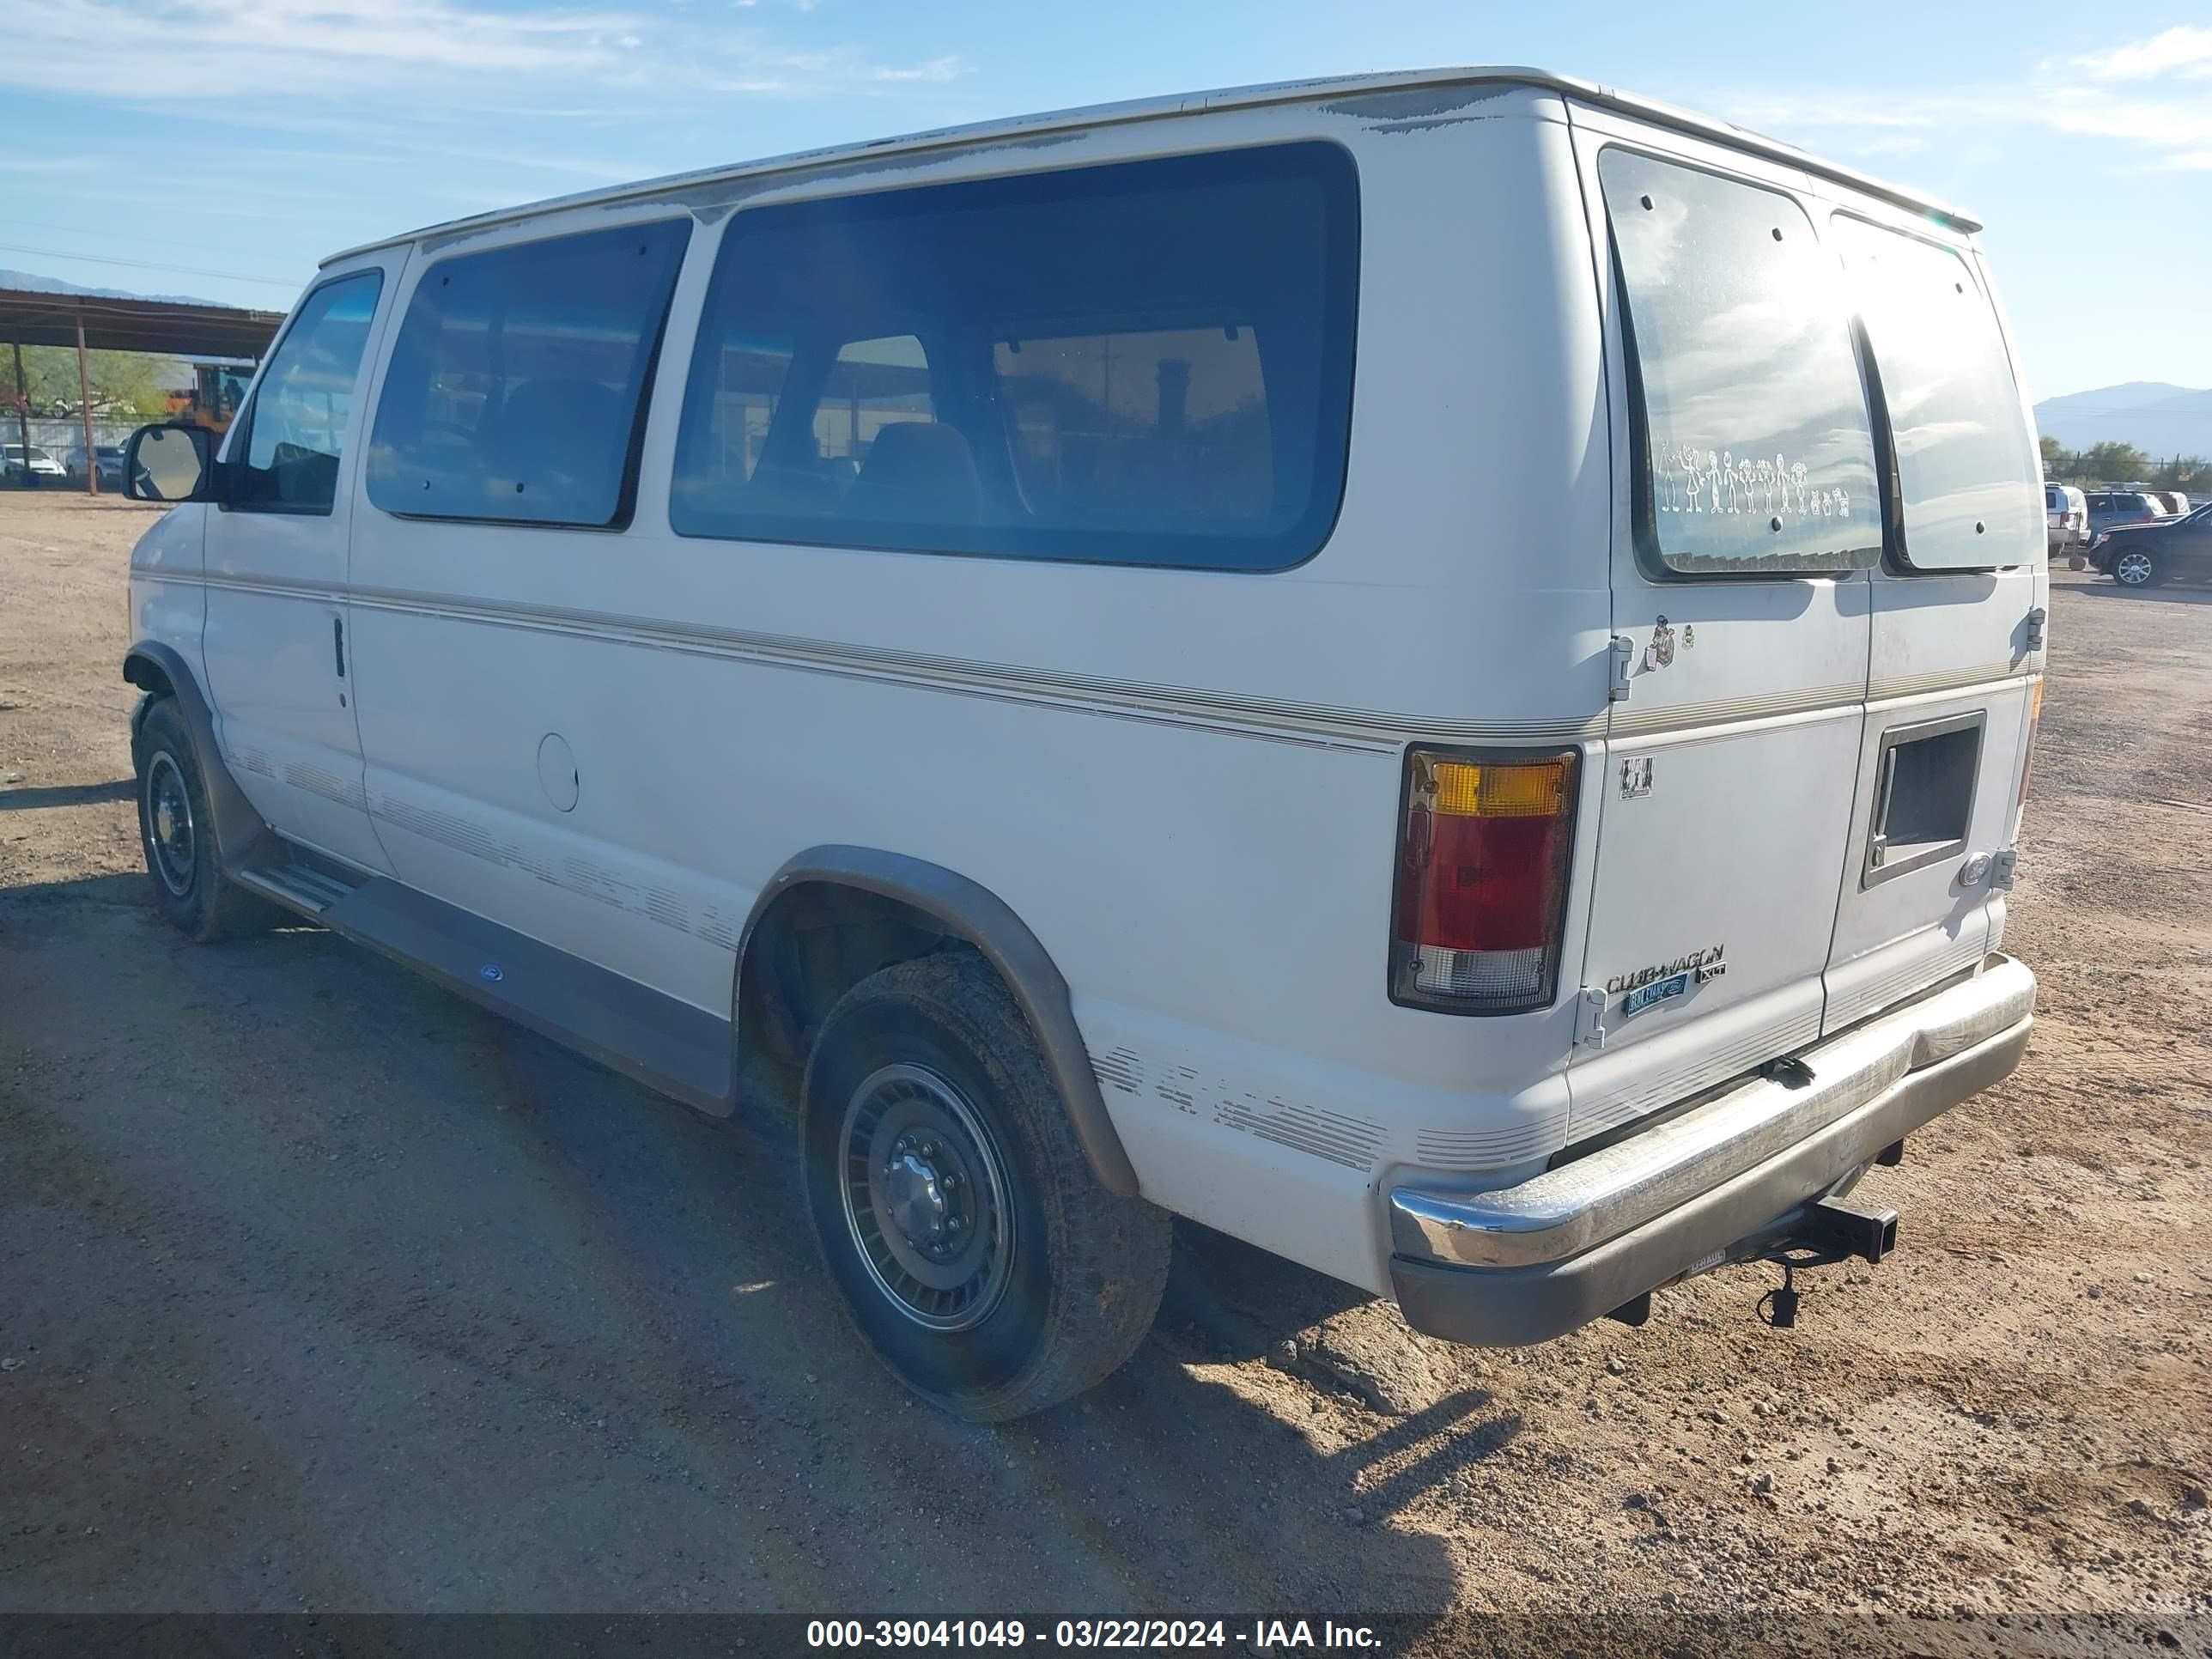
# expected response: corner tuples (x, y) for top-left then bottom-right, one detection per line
(1389, 955), (2035, 1346)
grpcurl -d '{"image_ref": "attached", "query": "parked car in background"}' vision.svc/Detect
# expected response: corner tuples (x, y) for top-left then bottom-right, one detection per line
(2045, 483), (2087, 555)
(3, 443), (69, 487)
(63, 444), (126, 489)
(2085, 489), (2166, 540)
(2090, 501), (2212, 588)
(2149, 490), (2190, 517)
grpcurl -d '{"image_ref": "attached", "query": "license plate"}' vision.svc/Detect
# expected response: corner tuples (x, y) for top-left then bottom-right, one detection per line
(1624, 971), (1689, 1018)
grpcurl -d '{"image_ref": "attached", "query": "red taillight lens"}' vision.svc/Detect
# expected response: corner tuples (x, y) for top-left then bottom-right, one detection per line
(1390, 748), (1578, 1013)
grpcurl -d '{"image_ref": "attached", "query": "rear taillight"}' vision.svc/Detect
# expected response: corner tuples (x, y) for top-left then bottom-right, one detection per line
(1390, 748), (1579, 1014)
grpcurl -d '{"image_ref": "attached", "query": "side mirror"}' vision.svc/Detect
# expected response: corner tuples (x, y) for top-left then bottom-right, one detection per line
(125, 423), (216, 503)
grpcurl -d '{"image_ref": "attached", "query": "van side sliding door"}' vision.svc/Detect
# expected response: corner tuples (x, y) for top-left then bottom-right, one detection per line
(343, 215), (724, 1011)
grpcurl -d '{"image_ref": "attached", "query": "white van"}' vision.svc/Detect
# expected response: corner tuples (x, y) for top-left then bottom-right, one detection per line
(119, 68), (2044, 1421)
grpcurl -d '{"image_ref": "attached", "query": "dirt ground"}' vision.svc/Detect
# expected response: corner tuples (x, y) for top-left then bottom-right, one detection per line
(3, 491), (2207, 1651)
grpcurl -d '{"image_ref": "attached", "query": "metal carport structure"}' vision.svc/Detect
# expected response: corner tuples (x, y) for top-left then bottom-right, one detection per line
(1, 287), (287, 495)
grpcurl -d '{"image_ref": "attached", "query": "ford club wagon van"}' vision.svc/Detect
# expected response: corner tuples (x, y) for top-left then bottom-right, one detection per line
(118, 68), (2044, 1422)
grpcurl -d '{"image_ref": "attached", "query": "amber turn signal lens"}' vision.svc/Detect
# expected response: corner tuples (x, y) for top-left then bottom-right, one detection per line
(1423, 757), (1570, 819)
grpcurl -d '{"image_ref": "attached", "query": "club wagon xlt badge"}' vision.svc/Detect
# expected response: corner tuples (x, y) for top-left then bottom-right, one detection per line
(1607, 945), (1726, 1018)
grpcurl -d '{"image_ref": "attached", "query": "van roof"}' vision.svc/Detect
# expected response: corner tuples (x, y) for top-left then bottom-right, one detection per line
(322, 64), (1982, 268)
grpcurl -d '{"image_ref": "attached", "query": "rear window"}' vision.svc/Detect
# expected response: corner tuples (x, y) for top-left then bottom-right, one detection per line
(367, 219), (691, 529)
(1600, 149), (1881, 576)
(1829, 218), (2039, 569)
(669, 143), (1358, 570)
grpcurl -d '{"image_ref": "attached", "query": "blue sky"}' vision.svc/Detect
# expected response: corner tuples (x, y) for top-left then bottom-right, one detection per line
(3, 0), (2207, 402)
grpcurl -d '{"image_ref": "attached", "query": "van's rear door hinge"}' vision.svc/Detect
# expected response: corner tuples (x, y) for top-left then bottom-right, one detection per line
(2025, 606), (2047, 653)
(1608, 635), (1635, 702)
(1574, 988), (1608, 1049)
(1991, 847), (2018, 890)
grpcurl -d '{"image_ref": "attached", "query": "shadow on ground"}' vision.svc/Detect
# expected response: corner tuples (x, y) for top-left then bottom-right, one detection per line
(2075, 580), (2212, 606)
(0, 874), (1497, 1623)
(0, 779), (134, 812)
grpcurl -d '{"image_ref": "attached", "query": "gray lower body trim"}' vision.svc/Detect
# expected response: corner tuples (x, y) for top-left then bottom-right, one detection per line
(283, 872), (735, 1115)
(1389, 1015), (2031, 1347)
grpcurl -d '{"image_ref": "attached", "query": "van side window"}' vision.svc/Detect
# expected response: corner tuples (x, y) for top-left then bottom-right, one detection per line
(366, 219), (691, 530)
(228, 271), (383, 514)
(1599, 150), (1880, 576)
(1830, 217), (2040, 571)
(669, 143), (1358, 570)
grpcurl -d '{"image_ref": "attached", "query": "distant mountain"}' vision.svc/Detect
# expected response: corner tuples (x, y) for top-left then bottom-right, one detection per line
(2035, 383), (2212, 459)
(0, 267), (226, 307)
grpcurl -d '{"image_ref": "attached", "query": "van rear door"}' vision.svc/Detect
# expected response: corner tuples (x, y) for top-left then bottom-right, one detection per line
(1560, 117), (1882, 1145)
(1817, 211), (2043, 1030)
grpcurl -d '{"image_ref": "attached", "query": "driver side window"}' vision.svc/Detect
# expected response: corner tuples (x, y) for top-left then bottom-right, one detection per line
(228, 271), (384, 513)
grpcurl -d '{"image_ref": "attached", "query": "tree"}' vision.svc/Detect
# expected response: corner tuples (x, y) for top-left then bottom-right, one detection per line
(2082, 440), (2149, 483)
(2152, 455), (2211, 490)
(8, 347), (173, 420)
(2039, 434), (2065, 474)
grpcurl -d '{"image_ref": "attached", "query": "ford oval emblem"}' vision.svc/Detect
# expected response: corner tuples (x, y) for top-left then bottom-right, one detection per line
(479, 963), (503, 982)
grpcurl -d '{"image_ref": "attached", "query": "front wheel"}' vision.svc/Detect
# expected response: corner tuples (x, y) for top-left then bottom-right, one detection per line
(2111, 547), (2161, 588)
(800, 952), (1170, 1422)
(131, 698), (277, 941)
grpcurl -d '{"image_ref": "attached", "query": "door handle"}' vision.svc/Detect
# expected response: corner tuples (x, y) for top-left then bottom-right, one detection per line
(332, 615), (346, 679)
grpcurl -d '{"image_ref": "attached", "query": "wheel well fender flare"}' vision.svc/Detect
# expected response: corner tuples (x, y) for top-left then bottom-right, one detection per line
(734, 846), (1139, 1197)
(122, 640), (275, 872)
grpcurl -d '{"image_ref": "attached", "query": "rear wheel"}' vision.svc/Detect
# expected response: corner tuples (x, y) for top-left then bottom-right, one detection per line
(131, 698), (278, 942)
(800, 951), (1170, 1422)
(2111, 547), (2161, 588)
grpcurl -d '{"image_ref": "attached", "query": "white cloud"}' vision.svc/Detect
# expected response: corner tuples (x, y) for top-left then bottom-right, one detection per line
(874, 56), (967, 85)
(2072, 25), (2212, 81)
(2161, 149), (2212, 170)
(1729, 27), (2212, 178)
(0, 0), (963, 105)
(2040, 88), (2212, 149)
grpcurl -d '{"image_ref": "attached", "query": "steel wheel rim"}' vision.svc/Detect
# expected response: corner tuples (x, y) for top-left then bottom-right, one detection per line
(840, 1062), (1014, 1332)
(2114, 550), (2153, 585)
(144, 751), (196, 896)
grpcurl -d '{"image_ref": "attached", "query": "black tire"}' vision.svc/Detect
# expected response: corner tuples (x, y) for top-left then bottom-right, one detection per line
(131, 697), (278, 942)
(2109, 545), (2162, 589)
(800, 951), (1170, 1422)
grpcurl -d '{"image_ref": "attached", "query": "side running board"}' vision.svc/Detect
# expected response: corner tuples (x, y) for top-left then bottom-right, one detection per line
(232, 860), (735, 1116)
(234, 862), (360, 917)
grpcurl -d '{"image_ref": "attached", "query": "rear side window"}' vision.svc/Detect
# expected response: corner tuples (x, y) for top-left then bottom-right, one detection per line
(1830, 218), (2039, 570)
(1600, 149), (1881, 576)
(669, 143), (1358, 570)
(367, 219), (691, 529)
